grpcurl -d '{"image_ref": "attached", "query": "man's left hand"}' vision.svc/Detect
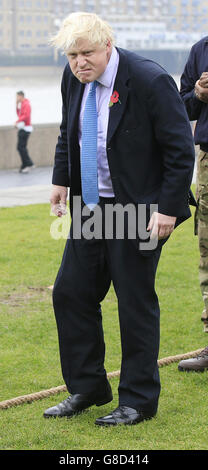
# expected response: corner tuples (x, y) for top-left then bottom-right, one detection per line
(147, 212), (176, 240)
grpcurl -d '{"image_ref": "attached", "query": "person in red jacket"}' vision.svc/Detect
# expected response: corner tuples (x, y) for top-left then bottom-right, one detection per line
(15, 91), (34, 173)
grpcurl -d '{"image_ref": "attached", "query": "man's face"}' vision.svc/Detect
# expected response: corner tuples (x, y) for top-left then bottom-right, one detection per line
(66, 38), (112, 83)
(16, 94), (23, 103)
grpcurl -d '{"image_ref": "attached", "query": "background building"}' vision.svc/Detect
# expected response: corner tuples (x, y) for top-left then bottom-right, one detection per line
(0, 0), (208, 71)
(0, 0), (54, 64)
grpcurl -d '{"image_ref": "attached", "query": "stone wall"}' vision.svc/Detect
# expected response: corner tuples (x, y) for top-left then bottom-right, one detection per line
(0, 123), (60, 169)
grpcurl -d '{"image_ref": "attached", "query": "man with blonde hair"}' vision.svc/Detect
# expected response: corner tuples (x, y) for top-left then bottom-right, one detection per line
(44, 12), (195, 425)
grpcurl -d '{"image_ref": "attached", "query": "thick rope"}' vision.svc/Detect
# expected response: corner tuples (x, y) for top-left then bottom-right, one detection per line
(0, 348), (204, 410)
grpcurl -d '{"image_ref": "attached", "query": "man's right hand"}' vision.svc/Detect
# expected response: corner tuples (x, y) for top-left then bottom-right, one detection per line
(195, 73), (208, 103)
(199, 72), (208, 88)
(50, 185), (68, 217)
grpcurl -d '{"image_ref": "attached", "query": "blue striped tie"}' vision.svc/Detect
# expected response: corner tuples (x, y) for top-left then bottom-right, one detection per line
(81, 81), (99, 209)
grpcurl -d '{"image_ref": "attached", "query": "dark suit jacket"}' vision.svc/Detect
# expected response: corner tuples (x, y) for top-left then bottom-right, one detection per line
(52, 47), (196, 236)
(180, 36), (208, 147)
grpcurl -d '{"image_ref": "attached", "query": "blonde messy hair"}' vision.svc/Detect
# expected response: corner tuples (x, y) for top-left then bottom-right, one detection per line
(50, 12), (115, 53)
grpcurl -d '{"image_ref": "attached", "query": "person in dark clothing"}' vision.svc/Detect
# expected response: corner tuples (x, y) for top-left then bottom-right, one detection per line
(180, 36), (208, 334)
(44, 12), (195, 425)
(178, 36), (208, 372)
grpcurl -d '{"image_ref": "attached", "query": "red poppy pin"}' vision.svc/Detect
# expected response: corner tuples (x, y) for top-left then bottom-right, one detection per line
(109, 90), (121, 107)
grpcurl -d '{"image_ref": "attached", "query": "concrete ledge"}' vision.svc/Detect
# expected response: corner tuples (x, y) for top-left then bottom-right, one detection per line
(0, 184), (52, 207)
(0, 123), (59, 170)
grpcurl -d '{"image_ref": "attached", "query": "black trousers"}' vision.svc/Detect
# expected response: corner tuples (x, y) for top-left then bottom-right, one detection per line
(53, 198), (162, 414)
(17, 129), (33, 168)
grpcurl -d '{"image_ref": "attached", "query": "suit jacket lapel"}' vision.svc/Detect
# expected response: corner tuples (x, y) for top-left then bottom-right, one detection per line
(68, 77), (85, 142)
(107, 48), (130, 145)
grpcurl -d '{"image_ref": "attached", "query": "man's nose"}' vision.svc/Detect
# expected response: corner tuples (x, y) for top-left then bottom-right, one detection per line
(77, 55), (87, 68)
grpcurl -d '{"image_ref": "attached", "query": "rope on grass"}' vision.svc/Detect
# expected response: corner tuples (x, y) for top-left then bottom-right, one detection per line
(0, 348), (204, 410)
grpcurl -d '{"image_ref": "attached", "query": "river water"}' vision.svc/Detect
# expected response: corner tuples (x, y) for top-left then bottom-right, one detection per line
(0, 66), (63, 126)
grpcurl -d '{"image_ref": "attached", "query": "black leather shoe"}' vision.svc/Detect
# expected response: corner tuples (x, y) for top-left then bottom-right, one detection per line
(95, 405), (156, 426)
(43, 382), (113, 418)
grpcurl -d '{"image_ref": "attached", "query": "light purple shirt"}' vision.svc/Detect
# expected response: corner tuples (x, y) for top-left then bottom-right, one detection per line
(79, 46), (119, 197)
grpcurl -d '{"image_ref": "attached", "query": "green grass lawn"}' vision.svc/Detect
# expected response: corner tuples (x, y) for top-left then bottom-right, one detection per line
(0, 198), (208, 450)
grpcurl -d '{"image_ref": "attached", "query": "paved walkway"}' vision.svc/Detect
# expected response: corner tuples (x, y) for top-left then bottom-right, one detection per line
(0, 162), (197, 208)
(0, 166), (53, 207)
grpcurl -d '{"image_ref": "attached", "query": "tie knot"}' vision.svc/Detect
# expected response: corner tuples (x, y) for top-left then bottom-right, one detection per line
(90, 81), (98, 92)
